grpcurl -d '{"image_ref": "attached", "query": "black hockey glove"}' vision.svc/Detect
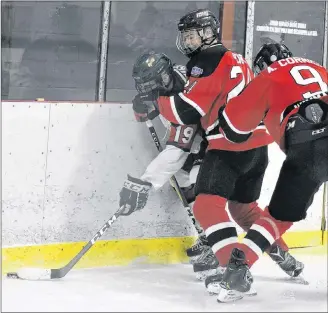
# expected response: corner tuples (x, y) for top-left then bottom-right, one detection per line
(132, 94), (148, 122)
(132, 94), (160, 122)
(119, 175), (152, 216)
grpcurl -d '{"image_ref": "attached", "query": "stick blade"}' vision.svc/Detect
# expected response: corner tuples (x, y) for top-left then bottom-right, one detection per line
(7, 268), (52, 280)
(6, 272), (20, 279)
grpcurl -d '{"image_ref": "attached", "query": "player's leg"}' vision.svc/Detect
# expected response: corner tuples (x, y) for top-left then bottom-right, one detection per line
(229, 201), (303, 277)
(192, 149), (262, 280)
(191, 149), (241, 279)
(227, 145), (303, 277)
(227, 146), (269, 236)
(218, 137), (328, 302)
(205, 145), (268, 294)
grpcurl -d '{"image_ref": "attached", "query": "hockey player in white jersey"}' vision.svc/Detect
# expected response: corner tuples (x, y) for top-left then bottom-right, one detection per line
(129, 51), (212, 269)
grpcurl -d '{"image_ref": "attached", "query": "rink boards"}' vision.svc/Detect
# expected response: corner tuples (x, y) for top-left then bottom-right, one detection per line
(2, 101), (327, 273)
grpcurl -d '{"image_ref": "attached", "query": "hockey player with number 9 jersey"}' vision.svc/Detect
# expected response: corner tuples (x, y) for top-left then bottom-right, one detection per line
(219, 45), (328, 151)
(216, 43), (328, 302)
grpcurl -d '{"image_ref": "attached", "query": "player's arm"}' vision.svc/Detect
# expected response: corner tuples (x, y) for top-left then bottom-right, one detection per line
(218, 75), (270, 143)
(141, 124), (198, 190)
(158, 61), (221, 126)
(118, 123), (198, 216)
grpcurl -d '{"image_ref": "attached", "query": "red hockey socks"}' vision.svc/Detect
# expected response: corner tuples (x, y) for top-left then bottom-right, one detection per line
(240, 207), (293, 267)
(228, 201), (289, 251)
(193, 194), (239, 266)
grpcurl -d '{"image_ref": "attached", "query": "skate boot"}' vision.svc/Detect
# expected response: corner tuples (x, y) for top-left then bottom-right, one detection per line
(192, 246), (220, 281)
(205, 266), (257, 297)
(186, 234), (209, 264)
(205, 267), (257, 297)
(268, 244), (304, 278)
(217, 248), (254, 303)
(204, 267), (226, 294)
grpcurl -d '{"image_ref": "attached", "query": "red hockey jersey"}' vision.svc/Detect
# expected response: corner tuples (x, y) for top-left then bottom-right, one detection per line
(158, 44), (273, 152)
(219, 57), (328, 150)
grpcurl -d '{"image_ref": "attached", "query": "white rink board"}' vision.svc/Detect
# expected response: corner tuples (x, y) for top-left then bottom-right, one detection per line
(41, 102), (194, 243)
(2, 101), (325, 247)
(2, 102), (50, 246)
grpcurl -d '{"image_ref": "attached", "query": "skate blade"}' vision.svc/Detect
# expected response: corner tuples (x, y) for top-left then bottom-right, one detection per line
(189, 255), (203, 264)
(290, 274), (309, 285)
(195, 269), (218, 281)
(217, 286), (245, 303)
(208, 282), (257, 297)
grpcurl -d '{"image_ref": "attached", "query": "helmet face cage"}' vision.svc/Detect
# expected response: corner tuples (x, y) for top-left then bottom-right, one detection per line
(253, 55), (267, 75)
(132, 53), (174, 95)
(176, 27), (214, 56)
(253, 43), (293, 75)
(134, 79), (159, 95)
(279, 43), (293, 58)
(176, 9), (220, 57)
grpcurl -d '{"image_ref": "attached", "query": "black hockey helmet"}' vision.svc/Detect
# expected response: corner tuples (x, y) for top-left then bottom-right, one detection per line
(176, 9), (220, 58)
(253, 43), (293, 75)
(132, 51), (174, 95)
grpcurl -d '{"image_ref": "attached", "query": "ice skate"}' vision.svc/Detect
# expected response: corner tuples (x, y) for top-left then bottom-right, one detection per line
(217, 248), (254, 303)
(268, 244), (304, 278)
(204, 267), (225, 294)
(205, 267), (257, 297)
(192, 246), (220, 281)
(186, 234), (209, 264)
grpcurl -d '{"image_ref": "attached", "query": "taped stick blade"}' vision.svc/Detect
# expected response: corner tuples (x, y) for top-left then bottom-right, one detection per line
(7, 268), (52, 280)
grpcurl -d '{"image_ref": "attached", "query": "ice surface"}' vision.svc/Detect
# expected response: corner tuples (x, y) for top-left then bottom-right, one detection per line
(2, 253), (327, 312)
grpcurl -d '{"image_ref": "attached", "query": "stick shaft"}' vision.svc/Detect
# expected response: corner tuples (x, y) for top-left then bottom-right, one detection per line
(51, 206), (124, 278)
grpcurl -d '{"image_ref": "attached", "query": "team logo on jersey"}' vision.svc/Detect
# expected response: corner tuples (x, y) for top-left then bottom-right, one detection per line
(286, 120), (296, 131)
(146, 56), (156, 67)
(312, 127), (326, 135)
(191, 66), (203, 77)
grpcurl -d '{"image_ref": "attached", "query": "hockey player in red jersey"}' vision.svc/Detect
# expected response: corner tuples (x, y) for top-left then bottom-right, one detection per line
(118, 9), (304, 285)
(215, 43), (328, 302)
(154, 12), (274, 282)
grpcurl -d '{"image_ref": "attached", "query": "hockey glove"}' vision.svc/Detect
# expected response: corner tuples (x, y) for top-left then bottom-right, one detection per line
(132, 94), (160, 122)
(119, 174), (152, 216)
(132, 95), (148, 122)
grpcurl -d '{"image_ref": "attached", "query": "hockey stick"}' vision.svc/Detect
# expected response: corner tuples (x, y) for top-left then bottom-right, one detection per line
(321, 182), (327, 244)
(145, 119), (204, 236)
(6, 206), (126, 280)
